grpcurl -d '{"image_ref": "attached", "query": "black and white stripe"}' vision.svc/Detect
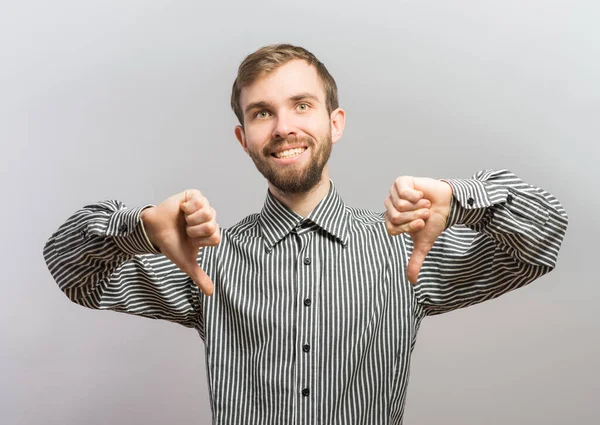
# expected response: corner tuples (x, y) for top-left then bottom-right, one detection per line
(43, 169), (568, 424)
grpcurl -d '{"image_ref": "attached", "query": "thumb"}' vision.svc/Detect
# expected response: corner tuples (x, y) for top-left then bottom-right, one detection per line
(190, 265), (214, 296)
(406, 242), (431, 284)
(177, 250), (215, 296)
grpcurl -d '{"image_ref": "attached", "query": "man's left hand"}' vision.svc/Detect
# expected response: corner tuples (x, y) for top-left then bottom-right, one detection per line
(384, 176), (454, 284)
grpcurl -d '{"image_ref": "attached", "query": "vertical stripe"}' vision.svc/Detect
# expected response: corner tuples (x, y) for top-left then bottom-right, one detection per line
(43, 170), (568, 424)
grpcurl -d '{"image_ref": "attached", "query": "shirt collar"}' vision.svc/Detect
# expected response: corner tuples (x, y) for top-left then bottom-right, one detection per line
(258, 179), (349, 252)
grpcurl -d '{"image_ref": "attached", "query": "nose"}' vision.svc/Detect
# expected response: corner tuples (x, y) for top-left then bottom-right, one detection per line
(272, 110), (297, 140)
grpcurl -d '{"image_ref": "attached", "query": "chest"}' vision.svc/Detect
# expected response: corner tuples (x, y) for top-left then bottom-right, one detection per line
(202, 230), (416, 355)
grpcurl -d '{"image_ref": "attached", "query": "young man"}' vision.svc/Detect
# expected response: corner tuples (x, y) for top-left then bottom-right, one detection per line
(43, 44), (568, 424)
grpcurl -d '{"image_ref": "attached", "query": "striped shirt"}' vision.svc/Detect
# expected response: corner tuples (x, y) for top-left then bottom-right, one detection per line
(43, 169), (568, 425)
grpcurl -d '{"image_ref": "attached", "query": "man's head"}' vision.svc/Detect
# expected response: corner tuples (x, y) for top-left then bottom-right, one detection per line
(232, 44), (345, 194)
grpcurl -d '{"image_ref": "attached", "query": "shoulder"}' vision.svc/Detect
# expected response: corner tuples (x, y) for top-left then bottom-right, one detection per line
(346, 205), (386, 228)
(219, 212), (261, 240)
(344, 206), (393, 243)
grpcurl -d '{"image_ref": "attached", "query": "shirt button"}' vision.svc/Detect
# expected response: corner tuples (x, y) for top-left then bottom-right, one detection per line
(304, 298), (311, 307)
(303, 257), (311, 265)
(507, 194), (514, 203)
(303, 344), (310, 353)
(118, 223), (128, 233)
(302, 388), (310, 396)
(467, 197), (475, 206)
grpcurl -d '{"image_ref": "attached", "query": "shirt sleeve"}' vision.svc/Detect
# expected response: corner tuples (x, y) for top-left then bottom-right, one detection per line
(406, 169), (569, 316)
(42, 200), (205, 333)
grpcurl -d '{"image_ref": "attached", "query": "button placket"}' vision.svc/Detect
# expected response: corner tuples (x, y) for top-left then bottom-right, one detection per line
(294, 230), (318, 419)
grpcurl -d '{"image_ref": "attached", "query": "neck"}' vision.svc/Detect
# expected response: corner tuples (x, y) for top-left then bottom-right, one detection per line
(268, 172), (331, 218)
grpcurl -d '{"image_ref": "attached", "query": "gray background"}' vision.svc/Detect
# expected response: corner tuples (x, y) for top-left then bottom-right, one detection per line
(2, 0), (598, 424)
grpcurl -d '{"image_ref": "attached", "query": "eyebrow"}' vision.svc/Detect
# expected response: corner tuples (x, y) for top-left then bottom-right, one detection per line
(244, 92), (321, 115)
(289, 92), (320, 103)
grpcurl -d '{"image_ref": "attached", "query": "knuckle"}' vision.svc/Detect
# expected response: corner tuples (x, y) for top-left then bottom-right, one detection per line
(206, 206), (215, 220)
(384, 199), (393, 210)
(395, 176), (409, 187)
(185, 189), (203, 201)
(190, 208), (207, 223)
(399, 188), (411, 199)
(187, 196), (203, 210)
(184, 198), (196, 211)
(385, 221), (394, 234)
(408, 220), (421, 232)
(208, 233), (221, 245)
(385, 221), (399, 236)
(393, 198), (406, 211)
(204, 222), (216, 235)
(390, 210), (402, 224)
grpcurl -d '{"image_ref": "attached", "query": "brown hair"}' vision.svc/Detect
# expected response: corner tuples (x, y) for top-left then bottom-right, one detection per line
(230, 43), (339, 126)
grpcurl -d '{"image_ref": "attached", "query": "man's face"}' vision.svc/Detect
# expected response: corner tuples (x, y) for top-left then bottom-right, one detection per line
(235, 59), (343, 194)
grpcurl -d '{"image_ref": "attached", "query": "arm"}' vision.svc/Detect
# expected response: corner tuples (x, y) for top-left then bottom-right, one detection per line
(405, 169), (568, 316)
(42, 200), (204, 331)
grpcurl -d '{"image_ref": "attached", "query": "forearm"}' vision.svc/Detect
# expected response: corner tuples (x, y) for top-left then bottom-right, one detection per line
(441, 169), (568, 268)
(43, 200), (201, 328)
(412, 169), (568, 315)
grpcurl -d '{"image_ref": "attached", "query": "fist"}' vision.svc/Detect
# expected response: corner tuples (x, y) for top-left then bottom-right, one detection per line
(384, 176), (453, 284)
(141, 189), (221, 296)
(384, 177), (432, 236)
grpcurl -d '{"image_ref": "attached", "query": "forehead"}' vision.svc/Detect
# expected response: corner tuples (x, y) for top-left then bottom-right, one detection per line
(239, 59), (325, 108)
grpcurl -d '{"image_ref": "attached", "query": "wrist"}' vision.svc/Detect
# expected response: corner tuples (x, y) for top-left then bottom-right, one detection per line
(140, 206), (161, 252)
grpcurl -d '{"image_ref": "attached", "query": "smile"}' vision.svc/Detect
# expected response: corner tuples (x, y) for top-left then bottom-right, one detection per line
(271, 147), (307, 159)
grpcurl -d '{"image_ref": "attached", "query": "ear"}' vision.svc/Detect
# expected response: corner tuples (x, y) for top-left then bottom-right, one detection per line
(330, 108), (346, 144)
(234, 125), (248, 154)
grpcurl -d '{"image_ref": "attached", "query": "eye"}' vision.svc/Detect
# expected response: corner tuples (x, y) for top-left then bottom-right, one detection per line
(254, 110), (271, 119)
(296, 103), (309, 112)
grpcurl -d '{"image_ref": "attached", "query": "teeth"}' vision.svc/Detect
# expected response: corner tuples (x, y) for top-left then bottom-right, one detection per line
(274, 147), (306, 158)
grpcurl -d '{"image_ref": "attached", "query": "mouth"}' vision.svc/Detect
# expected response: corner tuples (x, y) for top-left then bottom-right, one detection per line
(270, 146), (309, 164)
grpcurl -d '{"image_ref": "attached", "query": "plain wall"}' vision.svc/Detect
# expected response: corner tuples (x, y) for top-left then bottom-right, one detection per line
(1, 0), (598, 424)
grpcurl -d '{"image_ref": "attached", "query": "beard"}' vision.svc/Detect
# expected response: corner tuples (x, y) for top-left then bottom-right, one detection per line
(247, 132), (332, 194)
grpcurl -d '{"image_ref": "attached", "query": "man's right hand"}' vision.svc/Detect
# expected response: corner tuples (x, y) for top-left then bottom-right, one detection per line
(140, 189), (221, 296)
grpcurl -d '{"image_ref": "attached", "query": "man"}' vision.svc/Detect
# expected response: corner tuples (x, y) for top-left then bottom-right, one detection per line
(43, 44), (568, 424)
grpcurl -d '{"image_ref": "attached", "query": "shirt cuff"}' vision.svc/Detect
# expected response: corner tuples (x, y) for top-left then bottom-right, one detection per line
(440, 178), (492, 228)
(107, 204), (161, 255)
